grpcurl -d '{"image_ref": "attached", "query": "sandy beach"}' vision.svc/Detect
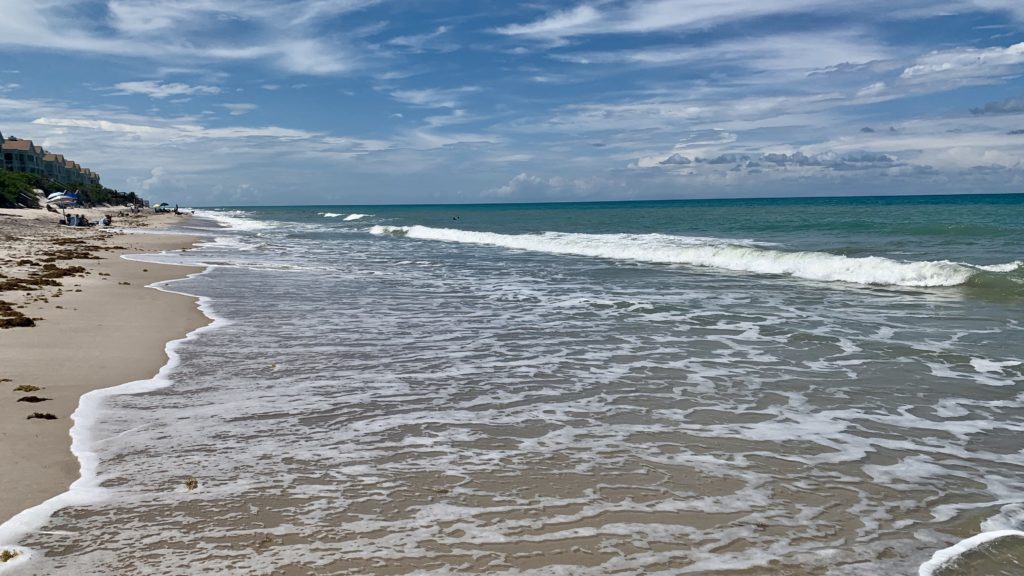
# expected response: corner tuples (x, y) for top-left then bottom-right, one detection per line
(0, 206), (208, 526)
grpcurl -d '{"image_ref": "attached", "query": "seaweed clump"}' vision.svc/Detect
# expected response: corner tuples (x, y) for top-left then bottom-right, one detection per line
(33, 264), (87, 280)
(26, 412), (57, 420)
(0, 549), (19, 563)
(0, 276), (56, 291)
(0, 264), (87, 294)
(184, 476), (199, 491)
(0, 301), (35, 328)
(17, 395), (51, 403)
(13, 384), (41, 392)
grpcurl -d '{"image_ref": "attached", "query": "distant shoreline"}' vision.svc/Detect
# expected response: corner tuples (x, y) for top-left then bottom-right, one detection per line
(190, 190), (1024, 210)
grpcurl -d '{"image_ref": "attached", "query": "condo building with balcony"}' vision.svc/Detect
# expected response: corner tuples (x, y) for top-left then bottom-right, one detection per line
(1, 131), (101, 186)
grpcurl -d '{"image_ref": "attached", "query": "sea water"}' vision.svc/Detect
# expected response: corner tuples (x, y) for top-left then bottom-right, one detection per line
(2, 194), (1023, 575)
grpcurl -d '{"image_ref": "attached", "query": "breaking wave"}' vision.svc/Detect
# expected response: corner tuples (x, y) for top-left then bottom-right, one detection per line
(193, 209), (273, 231)
(370, 225), (1022, 288)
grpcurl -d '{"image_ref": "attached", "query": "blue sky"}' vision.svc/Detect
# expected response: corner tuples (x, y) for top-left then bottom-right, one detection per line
(1, 0), (1023, 206)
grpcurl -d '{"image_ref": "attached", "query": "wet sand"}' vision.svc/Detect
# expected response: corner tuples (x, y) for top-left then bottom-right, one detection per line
(0, 206), (208, 526)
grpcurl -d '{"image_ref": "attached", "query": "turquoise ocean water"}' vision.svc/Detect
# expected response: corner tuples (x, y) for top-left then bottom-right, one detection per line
(2, 193), (1023, 575)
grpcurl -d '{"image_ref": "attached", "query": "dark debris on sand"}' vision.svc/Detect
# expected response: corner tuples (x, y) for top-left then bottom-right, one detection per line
(26, 412), (57, 420)
(0, 300), (35, 328)
(17, 396), (51, 403)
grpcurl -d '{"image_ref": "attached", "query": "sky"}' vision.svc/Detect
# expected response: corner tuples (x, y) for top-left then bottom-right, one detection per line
(1, 1), (1024, 206)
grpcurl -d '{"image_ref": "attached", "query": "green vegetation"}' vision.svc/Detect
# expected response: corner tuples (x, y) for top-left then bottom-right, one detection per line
(0, 169), (41, 208)
(0, 167), (143, 208)
(76, 183), (140, 207)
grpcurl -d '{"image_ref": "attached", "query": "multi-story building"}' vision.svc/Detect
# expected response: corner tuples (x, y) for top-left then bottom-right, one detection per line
(65, 160), (82, 185)
(2, 138), (45, 176)
(43, 153), (67, 182)
(1, 132), (101, 186)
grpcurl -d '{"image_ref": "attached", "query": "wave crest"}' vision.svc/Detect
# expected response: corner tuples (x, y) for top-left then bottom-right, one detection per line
(368, 225), (1016, 288)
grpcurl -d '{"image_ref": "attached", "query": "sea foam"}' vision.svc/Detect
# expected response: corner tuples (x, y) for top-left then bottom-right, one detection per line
(0, 262), (224, 572)
(918, 530), (1024, 576)
(369, 225), (1007, 288)
(193, 209), (273, 232)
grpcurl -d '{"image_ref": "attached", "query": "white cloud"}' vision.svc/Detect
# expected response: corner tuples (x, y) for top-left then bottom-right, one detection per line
(557, 30), (892, 76)
(0, 1), (367, 76)
(388, 25), (457, 53)
(485, 171), (610, 200)
(113, 80), (221, 99)
(390, 86), (479, 108)
(424, 109), (472, 127)
(403, 129), (497, 149)
(0, 93), (401, 204)
(499, 0), (1024, 42)
(140, 166), (165, 190)
(496, 5), (601, 38)
(222, 103), (259, 115)
(899, 42), (1024, 84)
(498, 0), (868, 41)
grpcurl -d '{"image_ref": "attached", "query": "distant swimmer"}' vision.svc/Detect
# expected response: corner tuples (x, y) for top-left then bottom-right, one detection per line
(452, 215), (460, 220)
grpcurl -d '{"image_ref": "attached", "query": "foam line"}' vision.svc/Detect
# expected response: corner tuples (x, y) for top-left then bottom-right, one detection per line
(192, 209), (272, 231)
(369, 225), (1017, 288)
(0, 256), (225, 572)
(918, 530), (1024, 575)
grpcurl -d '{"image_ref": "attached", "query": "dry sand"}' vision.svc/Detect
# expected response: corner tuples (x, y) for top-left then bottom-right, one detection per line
(0, 206), (209, 525)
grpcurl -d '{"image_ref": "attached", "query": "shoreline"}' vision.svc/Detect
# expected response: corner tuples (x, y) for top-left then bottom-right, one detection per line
(0, 208), (210, 535)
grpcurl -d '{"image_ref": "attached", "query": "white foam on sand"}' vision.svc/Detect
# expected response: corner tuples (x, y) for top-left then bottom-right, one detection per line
(0, 262), (225, 573)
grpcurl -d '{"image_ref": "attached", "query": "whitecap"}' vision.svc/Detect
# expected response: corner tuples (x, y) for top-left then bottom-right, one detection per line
(369, 225), (980, 288)
(919, 530), (1024, 576)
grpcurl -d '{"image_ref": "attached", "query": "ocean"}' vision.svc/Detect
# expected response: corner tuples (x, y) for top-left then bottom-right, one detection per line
(3, 194), (1023, 575)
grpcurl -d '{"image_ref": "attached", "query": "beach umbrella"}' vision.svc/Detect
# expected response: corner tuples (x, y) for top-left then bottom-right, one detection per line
(46, 194), (75, 219)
